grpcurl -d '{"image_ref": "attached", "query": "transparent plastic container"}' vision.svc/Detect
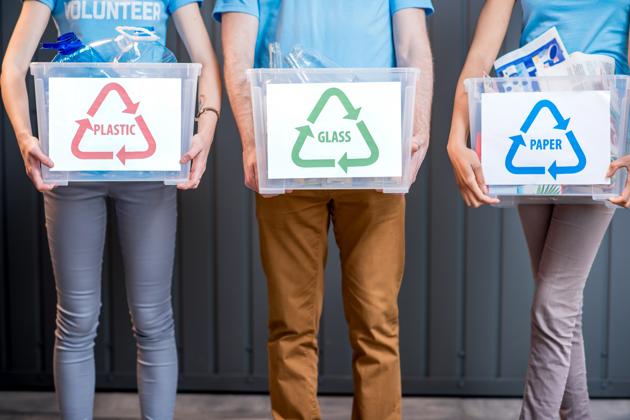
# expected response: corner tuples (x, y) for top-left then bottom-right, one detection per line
(465, 75), (630, 206)
(30, 62), (201, 185)
(247, 68), (420, 194)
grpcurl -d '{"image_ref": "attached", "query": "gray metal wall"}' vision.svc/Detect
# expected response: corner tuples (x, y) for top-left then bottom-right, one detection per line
(2, 1), (630, 397)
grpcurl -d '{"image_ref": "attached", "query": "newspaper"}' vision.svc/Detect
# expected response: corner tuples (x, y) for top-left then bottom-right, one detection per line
(494, 27), (569, 77)
(538, 52), (615, 77)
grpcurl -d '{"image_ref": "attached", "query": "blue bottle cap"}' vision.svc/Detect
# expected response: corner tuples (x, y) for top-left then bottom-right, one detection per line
(42, 32), (85, 55)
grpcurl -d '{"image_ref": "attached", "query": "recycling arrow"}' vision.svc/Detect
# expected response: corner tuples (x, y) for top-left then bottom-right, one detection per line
(505, 134), (545, 175)
(338, 121), (379, 173)
(307, 87), (361, 124)
(71, 118), (114, 160)
(547, 130), (586, 180)
(291, 125), (336, 168)
(88, 82), (139, 116)
(520, 99), (570, 132)
(116, 116), (157, 165)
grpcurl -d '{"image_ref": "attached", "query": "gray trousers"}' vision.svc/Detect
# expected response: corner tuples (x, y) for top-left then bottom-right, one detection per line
(518, 204), (615, 420)
(44, 182), (178, 420)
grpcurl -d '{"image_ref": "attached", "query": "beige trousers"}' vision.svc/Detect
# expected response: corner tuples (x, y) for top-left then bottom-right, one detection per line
(518, 204), (615, 420)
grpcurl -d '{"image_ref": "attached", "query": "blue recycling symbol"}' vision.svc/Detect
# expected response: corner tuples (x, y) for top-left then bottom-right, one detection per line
(505, 99), (586, 180)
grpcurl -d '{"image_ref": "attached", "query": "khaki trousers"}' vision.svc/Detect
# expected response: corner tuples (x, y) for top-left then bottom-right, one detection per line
(256, 190), (405, 420)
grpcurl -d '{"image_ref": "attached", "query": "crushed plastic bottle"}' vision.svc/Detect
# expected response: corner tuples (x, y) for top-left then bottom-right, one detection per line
(90, 26), (177, 63)
(42, 32), (104, 63)
(268, 43), (355, 83)
(285, 45), (339, 69)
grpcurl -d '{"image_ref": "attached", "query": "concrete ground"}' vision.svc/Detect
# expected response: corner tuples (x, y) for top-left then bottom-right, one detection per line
(1, 392), (630, 419)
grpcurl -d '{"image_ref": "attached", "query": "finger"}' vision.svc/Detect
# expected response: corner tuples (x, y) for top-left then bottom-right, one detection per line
(251, 163), (259, 193)
(30, 168), (55, 192)
(30, 147), (54, 168)
(472, 164), (488, 195)
(465, 175), (499, 204)
(464, 192), (480, 208)
(190, 163), (206, 188)
(606, 159), (624, 178)
(614, 185), (630, 206)
(460, 188), (473, 207)
(411, 141), (420, 154)
(461, 191), (472, 207)
(180, 141), (204, 164)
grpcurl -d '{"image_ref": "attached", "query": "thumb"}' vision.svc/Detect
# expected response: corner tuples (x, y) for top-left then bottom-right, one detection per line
(472, 164), (487, 194)
(181, 140), (203, 164)
(31, 147), (54, 168)
(607, 160), (623, 178)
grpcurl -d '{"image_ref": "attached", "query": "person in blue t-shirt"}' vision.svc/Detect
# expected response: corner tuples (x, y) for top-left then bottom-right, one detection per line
(213, 1), (434, 419)
(447, 1), (629, 419)
(1, 1), (221, 419)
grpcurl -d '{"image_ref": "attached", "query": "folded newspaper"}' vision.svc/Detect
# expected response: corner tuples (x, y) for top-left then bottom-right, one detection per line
(494, 27), (614, 78)
(494, 27), (569, 77)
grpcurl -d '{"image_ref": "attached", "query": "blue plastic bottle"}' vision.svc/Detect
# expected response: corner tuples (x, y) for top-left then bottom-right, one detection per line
(42, 32), (104, 62)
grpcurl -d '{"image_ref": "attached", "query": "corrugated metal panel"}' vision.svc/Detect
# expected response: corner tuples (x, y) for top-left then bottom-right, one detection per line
(1, 0), (630, 397)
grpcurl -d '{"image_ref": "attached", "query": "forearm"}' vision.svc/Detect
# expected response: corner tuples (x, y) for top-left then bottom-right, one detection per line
(221, 13), (258, 152)
(400, 38), (433, 145)
(172, 4), (221, 136)
(224, 59), (256, 150)
(448, 0), (516, 148)
(196, 61), (222, 134)
(1, 70), (33, 146)
(393, 9), (433, 152)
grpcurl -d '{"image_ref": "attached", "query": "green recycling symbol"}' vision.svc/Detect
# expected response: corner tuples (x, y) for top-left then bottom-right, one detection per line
(291, 87), (380, 173)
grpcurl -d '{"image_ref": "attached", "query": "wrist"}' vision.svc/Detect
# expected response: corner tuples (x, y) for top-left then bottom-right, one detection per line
(16, 130), (34, 144)
(195, 106), (220, 123)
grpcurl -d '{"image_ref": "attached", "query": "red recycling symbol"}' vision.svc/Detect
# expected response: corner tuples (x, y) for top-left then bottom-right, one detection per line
(71, 82), (156, 164)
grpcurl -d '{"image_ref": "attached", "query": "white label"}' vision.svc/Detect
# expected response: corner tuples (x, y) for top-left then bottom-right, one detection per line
(265, 82), (402, 179)
(49, 77), (182, 171)
(481, 91), (611, 185)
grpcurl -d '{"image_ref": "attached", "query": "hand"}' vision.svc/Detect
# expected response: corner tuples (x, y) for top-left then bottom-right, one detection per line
(447, 142), (499, 208)
(18, 135), (55, 192)
(242, 145), (259, 193)
(607, 156), (630, 207)
(410, 134), (429, 185)
(177, 131), (212, 190)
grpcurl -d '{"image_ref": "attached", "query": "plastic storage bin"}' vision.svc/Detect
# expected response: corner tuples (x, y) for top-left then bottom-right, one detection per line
(465, 75), (630, 206)
(30, 62), (201, 185)
(247, 68), (419, 194)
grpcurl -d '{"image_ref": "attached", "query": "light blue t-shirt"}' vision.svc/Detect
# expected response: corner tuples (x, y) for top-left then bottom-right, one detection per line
(521, 0), (630, 75)
(212, 0), (434, 68)
(31, 0), (201, 44)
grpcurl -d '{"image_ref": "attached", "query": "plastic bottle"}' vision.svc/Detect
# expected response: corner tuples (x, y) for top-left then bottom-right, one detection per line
(285, 45), (339, 69)
(90, 26), (177, 63)
(42, 32), (104, 63)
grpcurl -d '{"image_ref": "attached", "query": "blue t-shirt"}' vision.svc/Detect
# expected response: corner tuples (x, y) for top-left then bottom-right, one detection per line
(212, 0), (434, 68)
(30, 0), (201, 44)
(521, 0), (630, 75)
